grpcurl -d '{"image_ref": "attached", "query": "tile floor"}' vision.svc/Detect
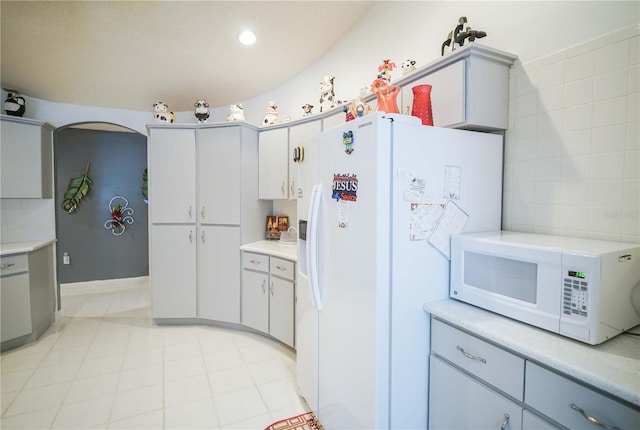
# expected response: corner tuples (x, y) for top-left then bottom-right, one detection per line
(0, 277), (309, 429)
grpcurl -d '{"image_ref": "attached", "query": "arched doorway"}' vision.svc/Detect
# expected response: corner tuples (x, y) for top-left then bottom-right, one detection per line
(54, 122), (148, 309)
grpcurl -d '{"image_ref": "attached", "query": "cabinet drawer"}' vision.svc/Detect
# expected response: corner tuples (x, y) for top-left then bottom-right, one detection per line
(431, 319), (525, 400)
(242, 252), (269, 272)
(525, 362), (640, 430)
(0, 254), (29, 276)
(270, 257), (294, 281)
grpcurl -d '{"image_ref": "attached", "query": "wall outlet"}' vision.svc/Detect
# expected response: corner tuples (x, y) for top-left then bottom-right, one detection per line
(63, 252), (70, 265)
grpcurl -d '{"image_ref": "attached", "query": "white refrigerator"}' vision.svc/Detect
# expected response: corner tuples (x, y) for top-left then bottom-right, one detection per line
(297, 112), (503, 429)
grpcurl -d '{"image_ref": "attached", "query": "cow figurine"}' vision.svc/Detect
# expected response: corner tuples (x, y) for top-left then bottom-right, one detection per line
(153, 101), (175, 123)
(318, 75), (336, 112)
(401, 59), (417, 75)
(263, 101), (278, 125)
(302, 103), (314, 117)
(4, 90), (25, 117)
(227, 104), (245, 122)
(194, 100), (210, 123)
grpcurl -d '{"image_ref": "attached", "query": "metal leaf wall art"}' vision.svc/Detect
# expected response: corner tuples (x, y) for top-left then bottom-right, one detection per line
(62, 163), (93, 213)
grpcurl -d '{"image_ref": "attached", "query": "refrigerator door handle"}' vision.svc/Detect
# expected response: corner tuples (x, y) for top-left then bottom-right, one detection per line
(307, 183), (323, 311)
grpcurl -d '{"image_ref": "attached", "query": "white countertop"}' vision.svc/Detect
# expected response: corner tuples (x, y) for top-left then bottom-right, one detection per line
(0, 239), (57, 256)
(424, 299), (640, 406)
(240, 240), (297, 261)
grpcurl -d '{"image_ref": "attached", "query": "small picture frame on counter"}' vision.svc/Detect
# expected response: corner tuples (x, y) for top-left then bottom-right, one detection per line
(266, 215), (289, 240)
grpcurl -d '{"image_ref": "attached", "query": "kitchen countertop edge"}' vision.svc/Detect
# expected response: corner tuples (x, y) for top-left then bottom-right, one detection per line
(1, 239), (57, 256)
(424, 298), (640, 406)
(240, 240), (297, 261)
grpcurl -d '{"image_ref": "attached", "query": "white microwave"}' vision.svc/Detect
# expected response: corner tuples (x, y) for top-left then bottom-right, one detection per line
(450, 231), (640, 345)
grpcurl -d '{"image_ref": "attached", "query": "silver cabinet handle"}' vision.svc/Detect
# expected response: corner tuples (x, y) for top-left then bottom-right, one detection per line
(281, 181), (285, 196)
(290, 181), (295, 196)
(456, 345), (487, 364)
(201, 206), (205, 219)
(250, 260), (261, 266)
(571, 404), (621, 430)
(201, 230), (205, 243)
(276, 265), (287, 272)
(500, 414), (510, 430)
(188, 205), (193, 219)
(0, 263), (16, 269)
(270, 281), (274, 296)
(189, 230), (193, 243)
(261, 280), (266, 294)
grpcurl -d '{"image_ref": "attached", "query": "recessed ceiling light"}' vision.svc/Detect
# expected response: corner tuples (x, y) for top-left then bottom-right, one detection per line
(238, 30), (256, 46)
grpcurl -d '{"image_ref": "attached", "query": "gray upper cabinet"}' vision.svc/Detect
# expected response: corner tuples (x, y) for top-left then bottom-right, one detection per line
(399, 44), (517, 131)
(0, 115), (55, 198)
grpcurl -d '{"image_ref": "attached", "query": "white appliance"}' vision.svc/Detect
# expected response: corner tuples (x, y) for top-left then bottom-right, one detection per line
(450, 231), (640, 345)
(298, 112), (504, 429)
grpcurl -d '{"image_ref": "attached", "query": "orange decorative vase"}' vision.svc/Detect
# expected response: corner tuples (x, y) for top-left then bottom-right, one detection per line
(375, 85), (401, 114)
(411, 84), (433, 126)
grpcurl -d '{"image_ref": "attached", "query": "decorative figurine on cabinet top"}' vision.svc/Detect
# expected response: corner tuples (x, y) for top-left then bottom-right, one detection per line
(345, 87), (371, 122)
(377, 59), (397, 83)
(263, 101), (278, 125)
(227, 104), (245, 122)
(441, 16), (487, 56)
(318, 75), (336, 112)
(302, 103), (314, 117)
(152, 101), (175, 123)
(401, 59), (417, 75)
(194, 100), (210, 123)
(3, 89), (26, 117)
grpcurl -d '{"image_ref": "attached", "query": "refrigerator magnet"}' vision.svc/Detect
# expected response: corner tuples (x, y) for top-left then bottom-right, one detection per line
(331, 173), (358, 202)
(343, 130), (354, 154)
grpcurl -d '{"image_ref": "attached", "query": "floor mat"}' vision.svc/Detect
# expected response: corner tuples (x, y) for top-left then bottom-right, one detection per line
(265, 412), (324, 430)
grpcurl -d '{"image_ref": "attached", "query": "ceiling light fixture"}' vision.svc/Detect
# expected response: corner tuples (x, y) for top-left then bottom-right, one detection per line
(238, 30), (256, 46)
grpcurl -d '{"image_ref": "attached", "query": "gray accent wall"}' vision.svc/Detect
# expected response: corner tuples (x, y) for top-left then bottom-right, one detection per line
(54, 127), (148, 284)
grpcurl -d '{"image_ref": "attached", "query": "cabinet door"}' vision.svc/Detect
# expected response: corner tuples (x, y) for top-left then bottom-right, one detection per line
(198, 128), (241, 225)
(429, 355), (523, 430)
(198, 225), (240, 323)
(1, 273), (33, 342)
(242, 270), (269, 333)
(522, 410), (560, 430)
(0, 120), (52, 198)
(148, 128), (196, 223)
(269, 276), (294, 347)
(150, 225), (197, 318)
(288, 121), (321, 201)
(258, 128), (289, 199)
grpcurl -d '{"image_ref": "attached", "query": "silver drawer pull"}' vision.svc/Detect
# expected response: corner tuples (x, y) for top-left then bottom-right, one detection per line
(456, 345), (487, 363)
(276, 265), (287, 271)
(571, 404), (621, 430)
(500, 414), (510, 430)
(1, 263), (16, 269)
(250, 260), (261, 265)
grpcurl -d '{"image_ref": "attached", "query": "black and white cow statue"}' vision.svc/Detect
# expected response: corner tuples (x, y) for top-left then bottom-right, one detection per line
(153, 101), (175, 123)
(318, 75), (336, 112)
(194, 100), (210, 123)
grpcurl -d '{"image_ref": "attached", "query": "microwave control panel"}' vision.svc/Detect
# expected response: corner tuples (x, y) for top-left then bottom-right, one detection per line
(563, 271), (588, 317)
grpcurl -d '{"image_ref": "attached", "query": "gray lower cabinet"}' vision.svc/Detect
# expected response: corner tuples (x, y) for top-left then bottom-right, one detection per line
(1, 244), (55, 350)
(429, 356), (523, 430)
(429, 317), (640, 430)
(242, 251), (295, 347)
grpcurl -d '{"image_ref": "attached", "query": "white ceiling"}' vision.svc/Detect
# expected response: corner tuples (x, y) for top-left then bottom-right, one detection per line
(1, 1), (373, 112)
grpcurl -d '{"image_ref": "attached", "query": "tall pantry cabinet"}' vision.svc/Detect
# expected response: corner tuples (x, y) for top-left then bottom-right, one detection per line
(147, 123), (270, 322)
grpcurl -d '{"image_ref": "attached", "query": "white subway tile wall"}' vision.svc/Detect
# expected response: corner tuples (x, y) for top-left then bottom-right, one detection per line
(504, 25), (640, 243)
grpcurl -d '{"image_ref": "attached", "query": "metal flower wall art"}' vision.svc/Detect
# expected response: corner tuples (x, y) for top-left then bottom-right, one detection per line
(104, 196), (134, 236)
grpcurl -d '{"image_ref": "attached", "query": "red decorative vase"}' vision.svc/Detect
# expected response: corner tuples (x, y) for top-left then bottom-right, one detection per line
(375, 85), (401, 114)
(411, 84), (433, 126)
